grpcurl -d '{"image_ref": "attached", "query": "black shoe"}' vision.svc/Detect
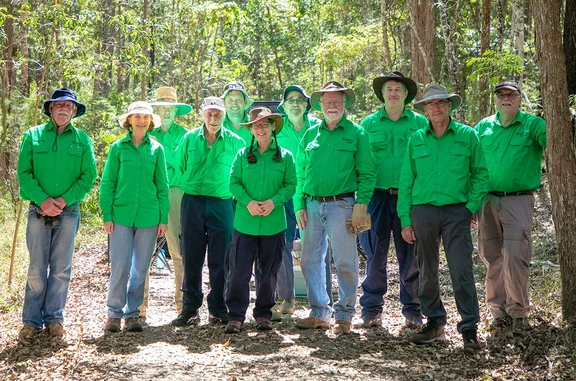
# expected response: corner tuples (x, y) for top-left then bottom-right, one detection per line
(208, 313), (229, 325)
(512, 317), (528, 329)
(488, 316), (512, 333)
(412, 319), (446, 344)
(405, 315), (424, 329)
(462, 329), (481, 353)
(171, 311), (200, 327)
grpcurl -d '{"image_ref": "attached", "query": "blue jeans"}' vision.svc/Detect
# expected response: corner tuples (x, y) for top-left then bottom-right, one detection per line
(358, 191), (421, 319)
(300, 196), (358, 322)
(22, 203), (80, 328)
(107, 223), (157, 318)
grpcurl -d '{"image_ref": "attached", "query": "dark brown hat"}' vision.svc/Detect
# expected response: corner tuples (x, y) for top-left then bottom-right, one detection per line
(240, 107), (284, 133)
(372, 71), (418, 104)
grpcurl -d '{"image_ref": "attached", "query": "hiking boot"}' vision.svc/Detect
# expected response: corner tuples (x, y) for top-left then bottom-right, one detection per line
(411, 319), (446, 344)
(271, 311), (283, 321)
(488, 316), (512, 333)
(295, 316), (330, 330)
(356, 316), (382, 328)
(47, 322), (66, 337)
(104, 318), (121, 333)
(405, 315), (424, 329)
(224, 321), (242, 334)
(18, 326), (39, 342)
(171, 311), (200, 327)
(255, 317), (272, 331)
(512, 317), (528, 329)
(333, 320), (351, 334)
(124, 317), (143, 332)
(208, 313), (229, 325)
(138, 316), (149, 328)
(462, 329), (481, 353)
(280, 299), (295, 314)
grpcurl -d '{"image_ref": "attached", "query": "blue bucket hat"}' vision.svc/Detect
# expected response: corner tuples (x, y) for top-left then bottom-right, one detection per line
(277, 85), (312, 114)
(43, 88), (86, 118)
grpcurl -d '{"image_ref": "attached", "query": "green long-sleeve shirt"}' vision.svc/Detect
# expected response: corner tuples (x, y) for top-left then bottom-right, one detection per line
(276, 114), (322, 157)
(178, 125), (245, 199)
(361, 108), (428, 189)
(17, 121), (97, 205)
(475, 110), (546, 192)
(223, 114), (252, 146)
(230, 142), (297, 236)
(294, 115), (376, 211)
(150, 123), (188, 187)
(398, 118), (489, 227)
(100, 132), (170, 227)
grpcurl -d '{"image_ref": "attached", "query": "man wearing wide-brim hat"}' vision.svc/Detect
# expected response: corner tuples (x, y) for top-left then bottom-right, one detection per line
(475, 80), (546, 333)
(138, 87), (192, 320)
(221, 81), (254, 144)
(294, 81), (375, 335)
(357, 71), (427, 330)
(17, 88), (97, 342)
(171, 96), (245, 327)
(397, 84), (488, 352)
(274, 84), (332, 316)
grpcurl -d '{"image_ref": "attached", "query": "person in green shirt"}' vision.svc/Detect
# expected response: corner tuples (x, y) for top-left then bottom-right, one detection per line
(221, 81), (254, 144)
(294, 81), (375, 335)
(171, 96), (245, 327)
(273, 85), (332, 316)
(100, 101), (169, 333)
(398, 84), (488, 352)
(224, 108), (297, 333)
(17, 88), (97, 342)
(138, 87), (191, 320)
(358, 71), (427, 329)
(475, 80), (547, 332)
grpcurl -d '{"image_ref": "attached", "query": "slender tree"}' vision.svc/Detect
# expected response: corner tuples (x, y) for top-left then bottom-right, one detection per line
(564, 0), (576, 96)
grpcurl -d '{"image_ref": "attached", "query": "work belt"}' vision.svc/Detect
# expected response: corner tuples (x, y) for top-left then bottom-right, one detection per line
(489, 190), (533, 197)
(310, 192), (355, 203)
(375, 188), (399, 196)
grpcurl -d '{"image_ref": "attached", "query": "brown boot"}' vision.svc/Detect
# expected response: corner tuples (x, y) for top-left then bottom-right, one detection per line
(295, 316), (330, 329)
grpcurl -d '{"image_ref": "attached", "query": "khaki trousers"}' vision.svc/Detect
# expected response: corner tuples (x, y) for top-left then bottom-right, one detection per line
(478, 193), (534, 319)
(141, 187), (184, 316)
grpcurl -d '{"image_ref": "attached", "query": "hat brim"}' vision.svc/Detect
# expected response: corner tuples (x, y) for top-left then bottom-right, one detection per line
(277, 86), (312, 114)
(372, 76), (418, 104)
(43, 97), (86, 118)
(118, 112), (162, 129)
(221, 89), (254, 110)
(310, 88), (356, 111)
(240, 114), (284, 134)
(493, 85), (520, 93)
(150, 101), (193, 116)
(413, 94), (462, 112)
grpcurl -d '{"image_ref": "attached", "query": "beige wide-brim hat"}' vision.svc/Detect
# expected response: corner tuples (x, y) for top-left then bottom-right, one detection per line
(310, 81), (356, 111)
(149, 87), (192, 116)
(240, 107), (284, 134)
(413, 84), (462, 112)
(118, 101), (162, 129)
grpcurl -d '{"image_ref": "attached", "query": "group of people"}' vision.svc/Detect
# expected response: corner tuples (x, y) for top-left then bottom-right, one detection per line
(16, 71), (546, 354)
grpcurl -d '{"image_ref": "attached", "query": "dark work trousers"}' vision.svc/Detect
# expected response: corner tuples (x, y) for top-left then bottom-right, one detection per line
(226, 230), (285, 322)
(358, 190), (421, 319)
(411, 203), (480, 333)
(180, 194), (234, 317)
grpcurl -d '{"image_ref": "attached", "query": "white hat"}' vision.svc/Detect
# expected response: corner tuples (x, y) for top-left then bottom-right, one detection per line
(118, 101), (162, 129)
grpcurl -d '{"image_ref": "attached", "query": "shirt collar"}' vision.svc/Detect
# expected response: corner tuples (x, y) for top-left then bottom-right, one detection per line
(320, 114), (348, 131)
(379, 107), (410, 121)
(494, 110), (525, 127)
(424, 117), (456, 135)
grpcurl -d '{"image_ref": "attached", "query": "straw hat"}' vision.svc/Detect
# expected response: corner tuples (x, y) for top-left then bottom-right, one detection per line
(118, 101), (161, 130)
(149, 87), (192, 116)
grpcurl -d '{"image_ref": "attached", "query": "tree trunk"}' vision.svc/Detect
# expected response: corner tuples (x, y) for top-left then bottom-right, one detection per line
(94, 0), (115, 97)
(410, 0), (435, 92)
(140, 0), (149, 100)
(479, 0), (491, 117)
(512, 0), (525, 86)
(532, 0), (576, 322)
(381, 0), (393, 70)
(564, 0), (576, 96)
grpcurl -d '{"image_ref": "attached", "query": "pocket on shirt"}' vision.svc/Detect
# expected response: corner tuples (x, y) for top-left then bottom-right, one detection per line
(337, 142), (357, 168)
(32, 141), (50, 154)
(411, 144), (432, 173)
(67, 143), (84, 157)
(510, 134), (531, 147)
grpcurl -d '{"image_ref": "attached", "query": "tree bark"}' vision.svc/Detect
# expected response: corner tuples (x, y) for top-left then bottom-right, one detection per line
(479, 0), (491, 117)
(410, 0), (435, 93)
(381, 0), (393, 70)
(532, 0), (576, 322)
(140, 0), (149, 100)
(512, 0), (525, 87)
(564, 0), (576, 96)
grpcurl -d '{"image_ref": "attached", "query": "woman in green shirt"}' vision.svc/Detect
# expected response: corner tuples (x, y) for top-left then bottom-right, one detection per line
(225, 108), (297, 333)
(100, 101), (170, 333)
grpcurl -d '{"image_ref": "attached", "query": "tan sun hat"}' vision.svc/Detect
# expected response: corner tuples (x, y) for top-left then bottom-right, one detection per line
(310, 81), (356, 111)
(118, 101), (162, 130)
(150, 87), (192, 116)
(240, 107), (284, 134)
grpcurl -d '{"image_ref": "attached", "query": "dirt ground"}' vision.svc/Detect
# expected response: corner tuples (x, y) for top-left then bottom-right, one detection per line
(1, 185), (574, 381)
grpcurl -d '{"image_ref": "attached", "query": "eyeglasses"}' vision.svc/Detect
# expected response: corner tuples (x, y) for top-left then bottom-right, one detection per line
(285, 98), (306, 105)
(320, 101), (344, 107)
(251, 122), (271, 130)
(495, 92), (520, 100)
(423, 100), (449, 109)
